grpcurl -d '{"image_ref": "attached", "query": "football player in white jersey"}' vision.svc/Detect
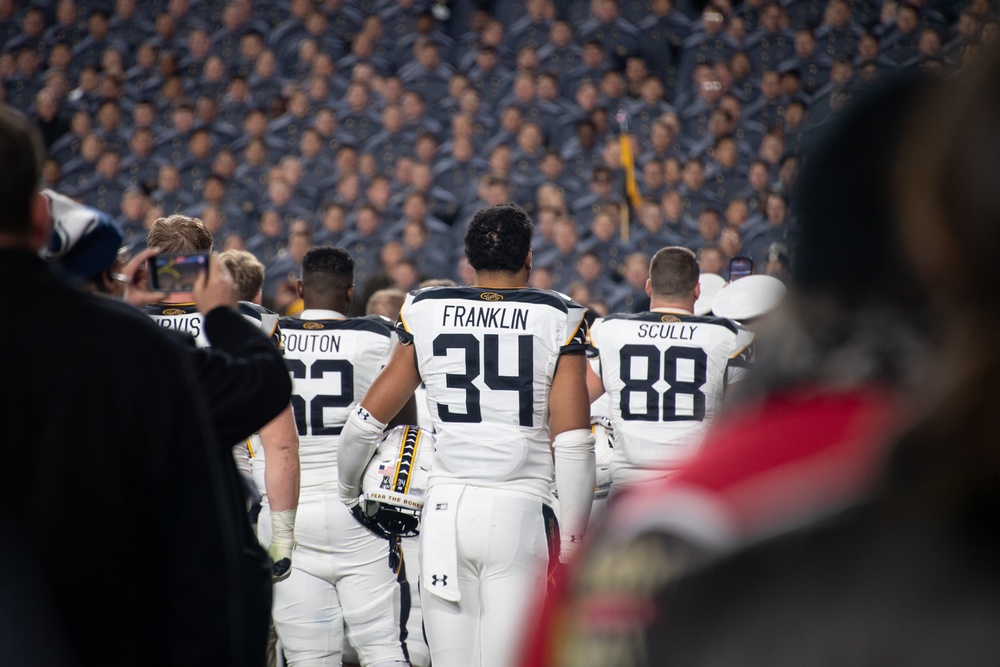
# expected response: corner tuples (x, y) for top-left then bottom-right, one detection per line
(141, 215), (300, 578)
(338, 203), (596, 667)
(587, 247), (754, 491)
(257, 247), (414, 667)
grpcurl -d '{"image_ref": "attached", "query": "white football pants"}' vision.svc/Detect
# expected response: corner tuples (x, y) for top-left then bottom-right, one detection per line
(259, 495), (408, 667)
(420, 485), (556, 667)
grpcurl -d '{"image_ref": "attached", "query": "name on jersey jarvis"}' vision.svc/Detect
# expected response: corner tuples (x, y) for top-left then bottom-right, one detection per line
(440, 304), (530, 330)
(636, 323), (698, 340)
(155, 312), (202, 337)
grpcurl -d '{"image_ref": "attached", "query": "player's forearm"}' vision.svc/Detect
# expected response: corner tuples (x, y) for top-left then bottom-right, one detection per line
(549, 352), (595, 560)
(363, 343), (423, 424)
(550, 353), (592, 437)
(260, 406), (300, 512)
(338, 405), (388, 501)
(338, 344), (421, 502)
(553, 429), (596, 560)
(388, 393), (420, 429)
(586, 361), (606, 403)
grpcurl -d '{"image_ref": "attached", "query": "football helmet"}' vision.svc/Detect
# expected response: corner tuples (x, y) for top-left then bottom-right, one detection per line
(591, 415), (615, 500)
(353, 424), (435, 539)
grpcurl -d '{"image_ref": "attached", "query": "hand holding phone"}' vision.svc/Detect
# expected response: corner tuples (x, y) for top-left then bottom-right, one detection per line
(119, 247), (167, 307)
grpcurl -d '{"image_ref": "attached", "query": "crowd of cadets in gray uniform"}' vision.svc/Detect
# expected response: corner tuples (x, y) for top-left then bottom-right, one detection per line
(5, 0), (991, 310)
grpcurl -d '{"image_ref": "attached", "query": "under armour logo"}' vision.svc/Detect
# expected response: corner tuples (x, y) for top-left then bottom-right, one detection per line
(431, 574), (448, 586)
(435, 503), (448, 510)
(569, 535), (584, 543)
(357, 407), (370, 421)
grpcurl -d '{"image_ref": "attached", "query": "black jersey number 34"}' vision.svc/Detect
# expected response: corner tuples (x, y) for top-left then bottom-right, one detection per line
(432, 333), (534, 427)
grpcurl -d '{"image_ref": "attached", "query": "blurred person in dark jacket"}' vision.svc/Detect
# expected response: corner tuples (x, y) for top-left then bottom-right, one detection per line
(0, 106), (280, 666)
(525, 71), (941, 667)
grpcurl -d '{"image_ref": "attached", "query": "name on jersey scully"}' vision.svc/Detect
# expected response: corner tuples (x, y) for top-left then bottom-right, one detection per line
(637, 323), (698, 340)
(441, 304), (530, 330)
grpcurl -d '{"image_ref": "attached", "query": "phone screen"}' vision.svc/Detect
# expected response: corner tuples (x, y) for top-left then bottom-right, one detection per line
(149, 252), (209, 292)
(729, 256), (753, 281)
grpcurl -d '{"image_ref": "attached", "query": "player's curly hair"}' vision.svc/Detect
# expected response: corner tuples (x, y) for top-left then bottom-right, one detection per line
(464, 203), (533, 274)
(301, 246), (354, 296)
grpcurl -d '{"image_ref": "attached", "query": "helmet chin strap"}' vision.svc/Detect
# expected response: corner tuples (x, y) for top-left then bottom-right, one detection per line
(388, 535), (403, 574)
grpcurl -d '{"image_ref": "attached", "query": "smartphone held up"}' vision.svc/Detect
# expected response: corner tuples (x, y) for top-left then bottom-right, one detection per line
(148, 252), (210, 292)
(729, 256), (753, 281)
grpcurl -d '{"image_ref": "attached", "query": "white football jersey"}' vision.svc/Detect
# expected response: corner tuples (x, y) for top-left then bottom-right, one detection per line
(396, 286), (589, 499)
(590, 308), (753, 486)
(143, 301), (281, 347)
(144, 301), (284, 477)
(143, 302), (209, 345)
(255, 311), (395, 493)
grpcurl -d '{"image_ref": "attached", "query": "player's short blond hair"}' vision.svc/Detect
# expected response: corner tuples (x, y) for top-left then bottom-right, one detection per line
(418, 278), (456, 288)
(366, 288), (406, 318)
(146, 214), (213, 253)
(218, 249), (265, 301)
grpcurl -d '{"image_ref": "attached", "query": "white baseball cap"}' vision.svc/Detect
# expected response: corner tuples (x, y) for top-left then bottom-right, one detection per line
(712, 274), (787, 321)
(694, 272), (726, 316)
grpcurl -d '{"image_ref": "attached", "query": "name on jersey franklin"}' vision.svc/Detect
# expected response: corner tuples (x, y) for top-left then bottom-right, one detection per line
(441, 304), (530, 330)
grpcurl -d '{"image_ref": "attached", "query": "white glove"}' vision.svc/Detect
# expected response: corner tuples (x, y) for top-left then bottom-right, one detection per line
(268, 509), (296, 582)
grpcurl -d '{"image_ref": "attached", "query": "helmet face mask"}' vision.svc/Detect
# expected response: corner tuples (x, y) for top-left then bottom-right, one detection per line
(353, 424), (435, 539)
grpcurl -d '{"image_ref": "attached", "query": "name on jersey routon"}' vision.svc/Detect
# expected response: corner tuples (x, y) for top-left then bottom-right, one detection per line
(282, 331), (344, 354)
(441, 304), (530, 330)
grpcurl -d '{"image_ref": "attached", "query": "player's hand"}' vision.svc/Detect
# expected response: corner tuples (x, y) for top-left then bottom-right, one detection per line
(268, 509), (296, 583)
(268, 540), (293, 582)
(193, 253), (239, 314)
(120, 247), (167, 307)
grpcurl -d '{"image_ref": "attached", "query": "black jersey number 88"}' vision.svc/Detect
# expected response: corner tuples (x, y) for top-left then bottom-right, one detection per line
(619, 344), (708, 421)
(432, 333), (534, 427)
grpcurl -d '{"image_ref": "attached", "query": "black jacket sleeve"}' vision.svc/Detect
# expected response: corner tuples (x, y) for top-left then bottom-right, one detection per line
(185, 306), (292, 446)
